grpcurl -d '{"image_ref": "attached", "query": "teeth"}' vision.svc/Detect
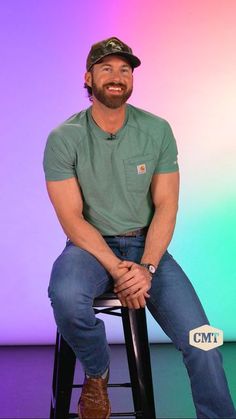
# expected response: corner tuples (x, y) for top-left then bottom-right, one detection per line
(108, 86), (122, 91)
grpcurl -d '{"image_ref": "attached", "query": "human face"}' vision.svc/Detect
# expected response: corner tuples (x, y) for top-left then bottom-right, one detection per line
(85, 56), (133, 109)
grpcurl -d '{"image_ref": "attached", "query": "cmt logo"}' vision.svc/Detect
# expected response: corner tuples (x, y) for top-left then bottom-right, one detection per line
(189, 325), (223, 351)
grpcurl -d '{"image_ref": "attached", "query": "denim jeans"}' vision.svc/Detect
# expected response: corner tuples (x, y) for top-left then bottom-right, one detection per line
(48, 236), (236, 418)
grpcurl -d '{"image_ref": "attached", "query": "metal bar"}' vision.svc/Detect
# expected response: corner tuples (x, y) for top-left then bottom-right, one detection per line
(94, 307), (122, 317)
(72, 382), (132, 388)
(122, 308), (156, 419)
(53, 333), (76, 419)
(68, 412), (138, 418)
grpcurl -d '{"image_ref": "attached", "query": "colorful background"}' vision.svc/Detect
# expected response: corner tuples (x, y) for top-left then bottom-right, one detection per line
(1, 0), (235, 344)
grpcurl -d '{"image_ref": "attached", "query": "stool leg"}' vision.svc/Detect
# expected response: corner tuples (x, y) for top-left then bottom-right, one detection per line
(50, 331), (60, 419)
(121, 308), (156, 419)
(50, 331), (76, 419)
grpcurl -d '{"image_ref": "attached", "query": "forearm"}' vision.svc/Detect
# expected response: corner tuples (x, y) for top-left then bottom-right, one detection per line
(141, 204), (178, 267)
(60, 215), (120, 273)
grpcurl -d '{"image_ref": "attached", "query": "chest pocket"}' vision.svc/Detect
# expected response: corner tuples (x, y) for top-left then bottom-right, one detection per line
(123, 154), (155, 193)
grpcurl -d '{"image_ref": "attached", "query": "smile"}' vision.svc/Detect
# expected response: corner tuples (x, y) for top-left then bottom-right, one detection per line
(107, 86), (123, 91)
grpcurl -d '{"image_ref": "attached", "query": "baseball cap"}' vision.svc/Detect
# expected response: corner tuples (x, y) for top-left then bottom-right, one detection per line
(86, 37), (141, 71)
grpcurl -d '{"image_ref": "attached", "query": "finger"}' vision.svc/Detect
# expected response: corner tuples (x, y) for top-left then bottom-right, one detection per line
(126, 298), (137, 309)
(129, 263), (140, 271)
(114, 272), (137, 289)
(115, 267), (151, 288)
(115, 277), (151, 296)
(123, 283), (150, 298)
(120, 269), (137, 282)
(114, 268), (130, 280)
(110, 267), (130, 282)
(116, 279), (148, 296)
(131, 266), (152, 283)
(114, 279), (140, 294)
(118, 260), (134, 268)
(127, 294), (146, 308)
(118, 284), (145, 297)
(126, 300), (134, 309)
(117, 293), (127, 307)
(137, 294), (146, 308)
(132, 298), (141, 309)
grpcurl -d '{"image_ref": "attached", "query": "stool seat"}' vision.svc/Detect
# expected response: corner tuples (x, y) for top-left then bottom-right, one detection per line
(50, 292), (156, 418)
(93, 292), (123, 307)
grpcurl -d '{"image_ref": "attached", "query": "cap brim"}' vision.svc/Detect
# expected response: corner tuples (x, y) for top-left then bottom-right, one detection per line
(87, 51), (141, 70)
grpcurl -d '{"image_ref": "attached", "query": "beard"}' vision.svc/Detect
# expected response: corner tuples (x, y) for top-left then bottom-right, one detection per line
(91, 78), (133, 109)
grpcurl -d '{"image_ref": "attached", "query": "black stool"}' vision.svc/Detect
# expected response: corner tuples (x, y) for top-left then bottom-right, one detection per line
(50, 292), (156, 418)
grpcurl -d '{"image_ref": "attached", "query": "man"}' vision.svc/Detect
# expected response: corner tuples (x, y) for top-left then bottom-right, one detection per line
(43, 37), (236, 419)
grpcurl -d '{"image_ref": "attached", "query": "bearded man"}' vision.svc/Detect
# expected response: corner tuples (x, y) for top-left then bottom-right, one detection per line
(43, 37), (236, 419)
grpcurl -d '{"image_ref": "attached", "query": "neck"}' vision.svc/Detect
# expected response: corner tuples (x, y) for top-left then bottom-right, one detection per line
(91, 99), (126, 134)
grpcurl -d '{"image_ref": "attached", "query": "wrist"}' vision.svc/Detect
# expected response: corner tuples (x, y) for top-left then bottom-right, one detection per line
(107, 257), (122, 274)
(140, 263), (157, 276)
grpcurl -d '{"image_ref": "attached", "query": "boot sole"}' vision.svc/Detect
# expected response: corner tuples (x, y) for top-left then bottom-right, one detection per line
(78, 404), (111, 419)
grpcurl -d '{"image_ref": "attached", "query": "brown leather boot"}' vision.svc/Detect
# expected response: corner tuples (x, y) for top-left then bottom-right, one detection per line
(78, 373), (111, 419)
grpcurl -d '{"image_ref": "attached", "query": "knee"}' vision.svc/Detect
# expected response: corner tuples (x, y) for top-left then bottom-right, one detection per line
(48, 255), (92, 318)
(48, 277), (77, 316)
(49, 277), (95, 330)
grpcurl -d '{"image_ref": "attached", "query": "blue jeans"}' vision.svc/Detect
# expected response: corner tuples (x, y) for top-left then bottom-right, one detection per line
(48, 236), (236, 418)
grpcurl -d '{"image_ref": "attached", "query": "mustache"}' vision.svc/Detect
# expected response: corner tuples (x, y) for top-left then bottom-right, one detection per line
(104, 82), (126, 89)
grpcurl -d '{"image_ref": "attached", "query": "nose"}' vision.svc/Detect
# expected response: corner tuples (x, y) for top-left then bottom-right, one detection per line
(111, 68), (122, 81)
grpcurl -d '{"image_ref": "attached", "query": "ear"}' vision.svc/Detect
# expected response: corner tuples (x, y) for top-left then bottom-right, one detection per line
(84, 71), (92, 87)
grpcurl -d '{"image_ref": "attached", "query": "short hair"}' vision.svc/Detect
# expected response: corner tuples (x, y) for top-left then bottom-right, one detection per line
(84, 81), (93, 101)
(84, 67), (93, 101)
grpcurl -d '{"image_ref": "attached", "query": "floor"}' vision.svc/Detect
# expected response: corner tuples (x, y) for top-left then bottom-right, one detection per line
(0, 343), (235, 419)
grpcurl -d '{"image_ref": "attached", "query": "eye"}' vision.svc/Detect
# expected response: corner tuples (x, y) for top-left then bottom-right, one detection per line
(102, 66), (111, 72)
(121, 67), (131, 74)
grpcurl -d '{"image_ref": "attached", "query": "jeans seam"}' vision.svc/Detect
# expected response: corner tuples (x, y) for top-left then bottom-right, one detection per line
(95, 273), (113, 294)
(147, 296), (184, 350)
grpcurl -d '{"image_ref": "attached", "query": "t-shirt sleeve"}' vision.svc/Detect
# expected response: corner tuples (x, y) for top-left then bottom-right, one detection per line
(43, 130), (76, 181)
(154, 121), (179, 173)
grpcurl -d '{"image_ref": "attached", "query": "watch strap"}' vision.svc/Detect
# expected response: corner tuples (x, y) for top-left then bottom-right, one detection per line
(140, 263), (156, 275)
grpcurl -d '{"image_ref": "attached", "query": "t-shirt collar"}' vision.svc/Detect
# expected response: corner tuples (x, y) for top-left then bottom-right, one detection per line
(87, 104), (129, 141)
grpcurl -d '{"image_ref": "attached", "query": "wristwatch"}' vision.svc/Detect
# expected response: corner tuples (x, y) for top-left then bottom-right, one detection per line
(140, 263), (157, 276)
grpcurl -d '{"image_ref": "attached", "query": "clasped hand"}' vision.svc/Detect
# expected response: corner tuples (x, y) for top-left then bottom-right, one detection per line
(111, 261), (152, 309)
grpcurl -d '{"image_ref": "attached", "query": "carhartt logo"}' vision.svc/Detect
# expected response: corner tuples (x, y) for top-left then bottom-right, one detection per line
(137, 164), (146, 174)
(189, 325), (223, 351)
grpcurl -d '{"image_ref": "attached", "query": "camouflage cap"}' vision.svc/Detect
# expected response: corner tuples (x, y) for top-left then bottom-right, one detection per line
(86, 37), (141, 71)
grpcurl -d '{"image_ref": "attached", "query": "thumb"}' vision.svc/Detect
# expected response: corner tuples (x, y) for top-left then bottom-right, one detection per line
(119, 260), (134, 268)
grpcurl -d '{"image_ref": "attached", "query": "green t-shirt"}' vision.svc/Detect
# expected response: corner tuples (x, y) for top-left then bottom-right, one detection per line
(43, 104), (179, 235)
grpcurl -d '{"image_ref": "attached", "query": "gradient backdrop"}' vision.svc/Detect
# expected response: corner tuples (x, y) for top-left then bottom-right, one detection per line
(1, 0), (236, 344)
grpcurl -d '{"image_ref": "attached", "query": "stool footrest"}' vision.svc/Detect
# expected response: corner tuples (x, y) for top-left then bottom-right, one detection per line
(72, 382), (132, 388)
(110, 414), (137, 418)
(68, 412), (138, 418)
(94, 307), (122, 316)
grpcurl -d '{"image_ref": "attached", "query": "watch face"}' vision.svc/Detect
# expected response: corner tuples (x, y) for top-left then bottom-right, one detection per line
(149, 264), (156, 274)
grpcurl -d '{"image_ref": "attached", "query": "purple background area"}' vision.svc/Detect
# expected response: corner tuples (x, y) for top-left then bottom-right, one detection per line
(1, 0), (124, 344)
